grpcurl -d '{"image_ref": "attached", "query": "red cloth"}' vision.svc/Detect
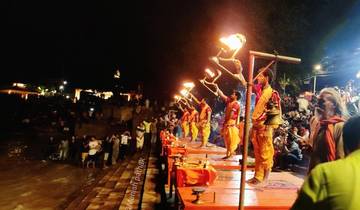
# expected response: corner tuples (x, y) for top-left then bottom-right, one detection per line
(167, 146), (187, 156)
(320, 116), (345, 161)
(176, 166), (217, 187)
(271, 90), (281, 110)
(254, 83), (263, 104)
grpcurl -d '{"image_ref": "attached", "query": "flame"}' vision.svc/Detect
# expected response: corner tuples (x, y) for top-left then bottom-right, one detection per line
(180, 89), (189, 97)
(183, 82), (195, 88)
(220, 33), (246, 50)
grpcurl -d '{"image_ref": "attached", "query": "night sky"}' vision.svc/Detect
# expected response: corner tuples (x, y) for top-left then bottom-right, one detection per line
(3, 0), (359, 99)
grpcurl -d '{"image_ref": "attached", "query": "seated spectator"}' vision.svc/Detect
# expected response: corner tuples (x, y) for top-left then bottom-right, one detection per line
(297, 125), (310, 149)
(279, 135), (302, 170)
(273, 132), (287, 169)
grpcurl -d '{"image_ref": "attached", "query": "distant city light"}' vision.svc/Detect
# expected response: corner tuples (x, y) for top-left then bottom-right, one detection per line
(59, 85), (64, 90)
(66, 95), (70, 99)
(114, 70), (121, 79)
(90, 107), (95, 111)
(13, 83), (26, 88)
(63, 81), (68, 85)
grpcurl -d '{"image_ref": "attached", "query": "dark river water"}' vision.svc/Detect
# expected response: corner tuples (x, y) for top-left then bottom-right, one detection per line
(0, 133), (102, 210)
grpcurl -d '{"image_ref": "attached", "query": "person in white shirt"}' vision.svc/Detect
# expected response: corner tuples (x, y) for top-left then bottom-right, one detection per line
(87, 136), (101, 168)
(120, 131), (131, 160)
(297, 94), (309, 112)
(136, 123), (146, 151)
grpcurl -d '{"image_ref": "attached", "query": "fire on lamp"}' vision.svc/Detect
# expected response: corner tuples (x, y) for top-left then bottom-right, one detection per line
(220, 33), (246, 51)
(200, 68), (222, 96)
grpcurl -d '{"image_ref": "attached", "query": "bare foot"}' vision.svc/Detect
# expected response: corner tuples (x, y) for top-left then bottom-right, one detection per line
(246, 177), (262, 185)
(222, 155), (231, 160)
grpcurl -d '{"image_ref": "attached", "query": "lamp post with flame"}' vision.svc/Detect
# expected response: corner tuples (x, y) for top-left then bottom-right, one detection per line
(209, 33), (247, 86)
(199, 68), (222, 96)
(181, 82), (200, 104)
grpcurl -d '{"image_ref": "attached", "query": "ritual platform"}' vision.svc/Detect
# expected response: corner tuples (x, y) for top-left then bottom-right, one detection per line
(176, 170), (303, 210)
(160, 131), (304, 210)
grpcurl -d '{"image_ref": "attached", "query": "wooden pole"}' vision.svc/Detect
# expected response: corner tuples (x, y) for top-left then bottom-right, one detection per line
(239, 54), (255, 210)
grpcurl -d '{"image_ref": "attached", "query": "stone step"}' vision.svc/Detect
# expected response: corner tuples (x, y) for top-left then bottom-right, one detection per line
(65, 160), (129, 210)
(140, 154), (161, 210)
(119, 151), (151, 210)
(65, 148), (153, 210)
(84, 153), (142, 210)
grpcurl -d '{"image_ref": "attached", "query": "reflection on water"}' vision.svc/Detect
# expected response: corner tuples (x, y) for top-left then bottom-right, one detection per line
(0, 135), (102, 210)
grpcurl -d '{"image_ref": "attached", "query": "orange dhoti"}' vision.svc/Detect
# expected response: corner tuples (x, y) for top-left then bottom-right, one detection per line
(181, 121), (189, 138)
(251, 124), (274, 181)
(200, 122), (211, 146)
(190, 122), (199, 141)
(223, 119), (240, 157)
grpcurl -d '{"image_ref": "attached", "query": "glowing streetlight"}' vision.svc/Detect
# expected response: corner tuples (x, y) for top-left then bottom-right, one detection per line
(313, 64), (322, 71)
(220, 33), (246, 50)
(63, 81), (68, 85)
(312, 64), (322, 93)
(59, 85), (64, 90)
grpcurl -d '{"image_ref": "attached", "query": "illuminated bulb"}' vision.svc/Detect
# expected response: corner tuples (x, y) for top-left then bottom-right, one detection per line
(314, 64), (322, 71)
